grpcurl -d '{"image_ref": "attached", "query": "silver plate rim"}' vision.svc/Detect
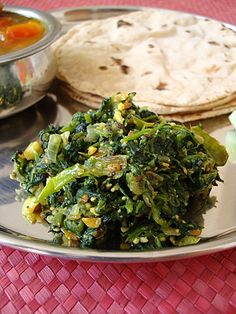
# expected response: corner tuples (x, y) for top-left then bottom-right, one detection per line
(0, 228), (236, 263)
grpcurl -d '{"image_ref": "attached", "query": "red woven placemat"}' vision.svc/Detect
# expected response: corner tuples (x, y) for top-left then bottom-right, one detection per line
(1, 0), (236, 313)
(0, 246), (236, 313)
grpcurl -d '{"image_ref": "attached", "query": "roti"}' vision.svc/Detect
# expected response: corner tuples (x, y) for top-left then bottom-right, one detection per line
(164, 102), (236, 122)
(53, 10), (236, 120)
(61, 79), (236, 114)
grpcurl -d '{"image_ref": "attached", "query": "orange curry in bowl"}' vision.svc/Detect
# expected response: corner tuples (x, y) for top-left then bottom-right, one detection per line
(0, 6), (45, 56)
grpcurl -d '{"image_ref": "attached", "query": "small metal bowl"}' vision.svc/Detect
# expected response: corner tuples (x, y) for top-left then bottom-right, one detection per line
(0, 6), (61, 119)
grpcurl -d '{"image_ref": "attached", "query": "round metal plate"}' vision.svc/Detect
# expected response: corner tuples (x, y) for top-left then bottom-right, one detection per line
(0, 6), (236, 262)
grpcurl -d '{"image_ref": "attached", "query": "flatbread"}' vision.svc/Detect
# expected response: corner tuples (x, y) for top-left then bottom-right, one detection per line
(62, 80), (236, 114)
(164, 102), (236, 122)
(54, 10), (236, 110)
(61, 79), (236, 121)
(58, 81), (102, 108)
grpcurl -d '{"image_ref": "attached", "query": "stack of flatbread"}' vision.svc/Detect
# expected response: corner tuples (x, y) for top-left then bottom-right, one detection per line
(53, 10), (236, 122)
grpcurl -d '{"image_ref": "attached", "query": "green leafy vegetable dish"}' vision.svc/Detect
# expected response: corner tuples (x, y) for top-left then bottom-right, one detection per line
(11, 93), (228, 250)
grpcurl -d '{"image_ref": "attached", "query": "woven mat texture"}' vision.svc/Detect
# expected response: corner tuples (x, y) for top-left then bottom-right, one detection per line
(1, 0), (236, 313)
(0, 247), (236, 313)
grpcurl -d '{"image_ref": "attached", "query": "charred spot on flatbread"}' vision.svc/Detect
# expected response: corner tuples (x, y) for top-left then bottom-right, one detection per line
(117, 19), (133, 27)
(111, 57), (129, 74)
(208, 41), (219, 45)
(206, 65), (220, 74)
(142, 71), (153, 76)
(99, 66), (108, 70)
(155, 82), (168, 90)
(121, 65), (130, 74)
(111, 57), (122, 66)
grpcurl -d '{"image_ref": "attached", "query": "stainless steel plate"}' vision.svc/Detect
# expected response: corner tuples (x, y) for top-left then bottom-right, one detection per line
(0, 7), (236, 262)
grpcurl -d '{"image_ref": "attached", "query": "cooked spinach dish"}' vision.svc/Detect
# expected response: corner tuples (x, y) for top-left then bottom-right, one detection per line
(11, 93), (228, 250)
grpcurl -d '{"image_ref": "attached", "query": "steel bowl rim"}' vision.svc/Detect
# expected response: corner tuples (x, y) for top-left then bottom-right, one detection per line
(0, 6), (61, 64)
